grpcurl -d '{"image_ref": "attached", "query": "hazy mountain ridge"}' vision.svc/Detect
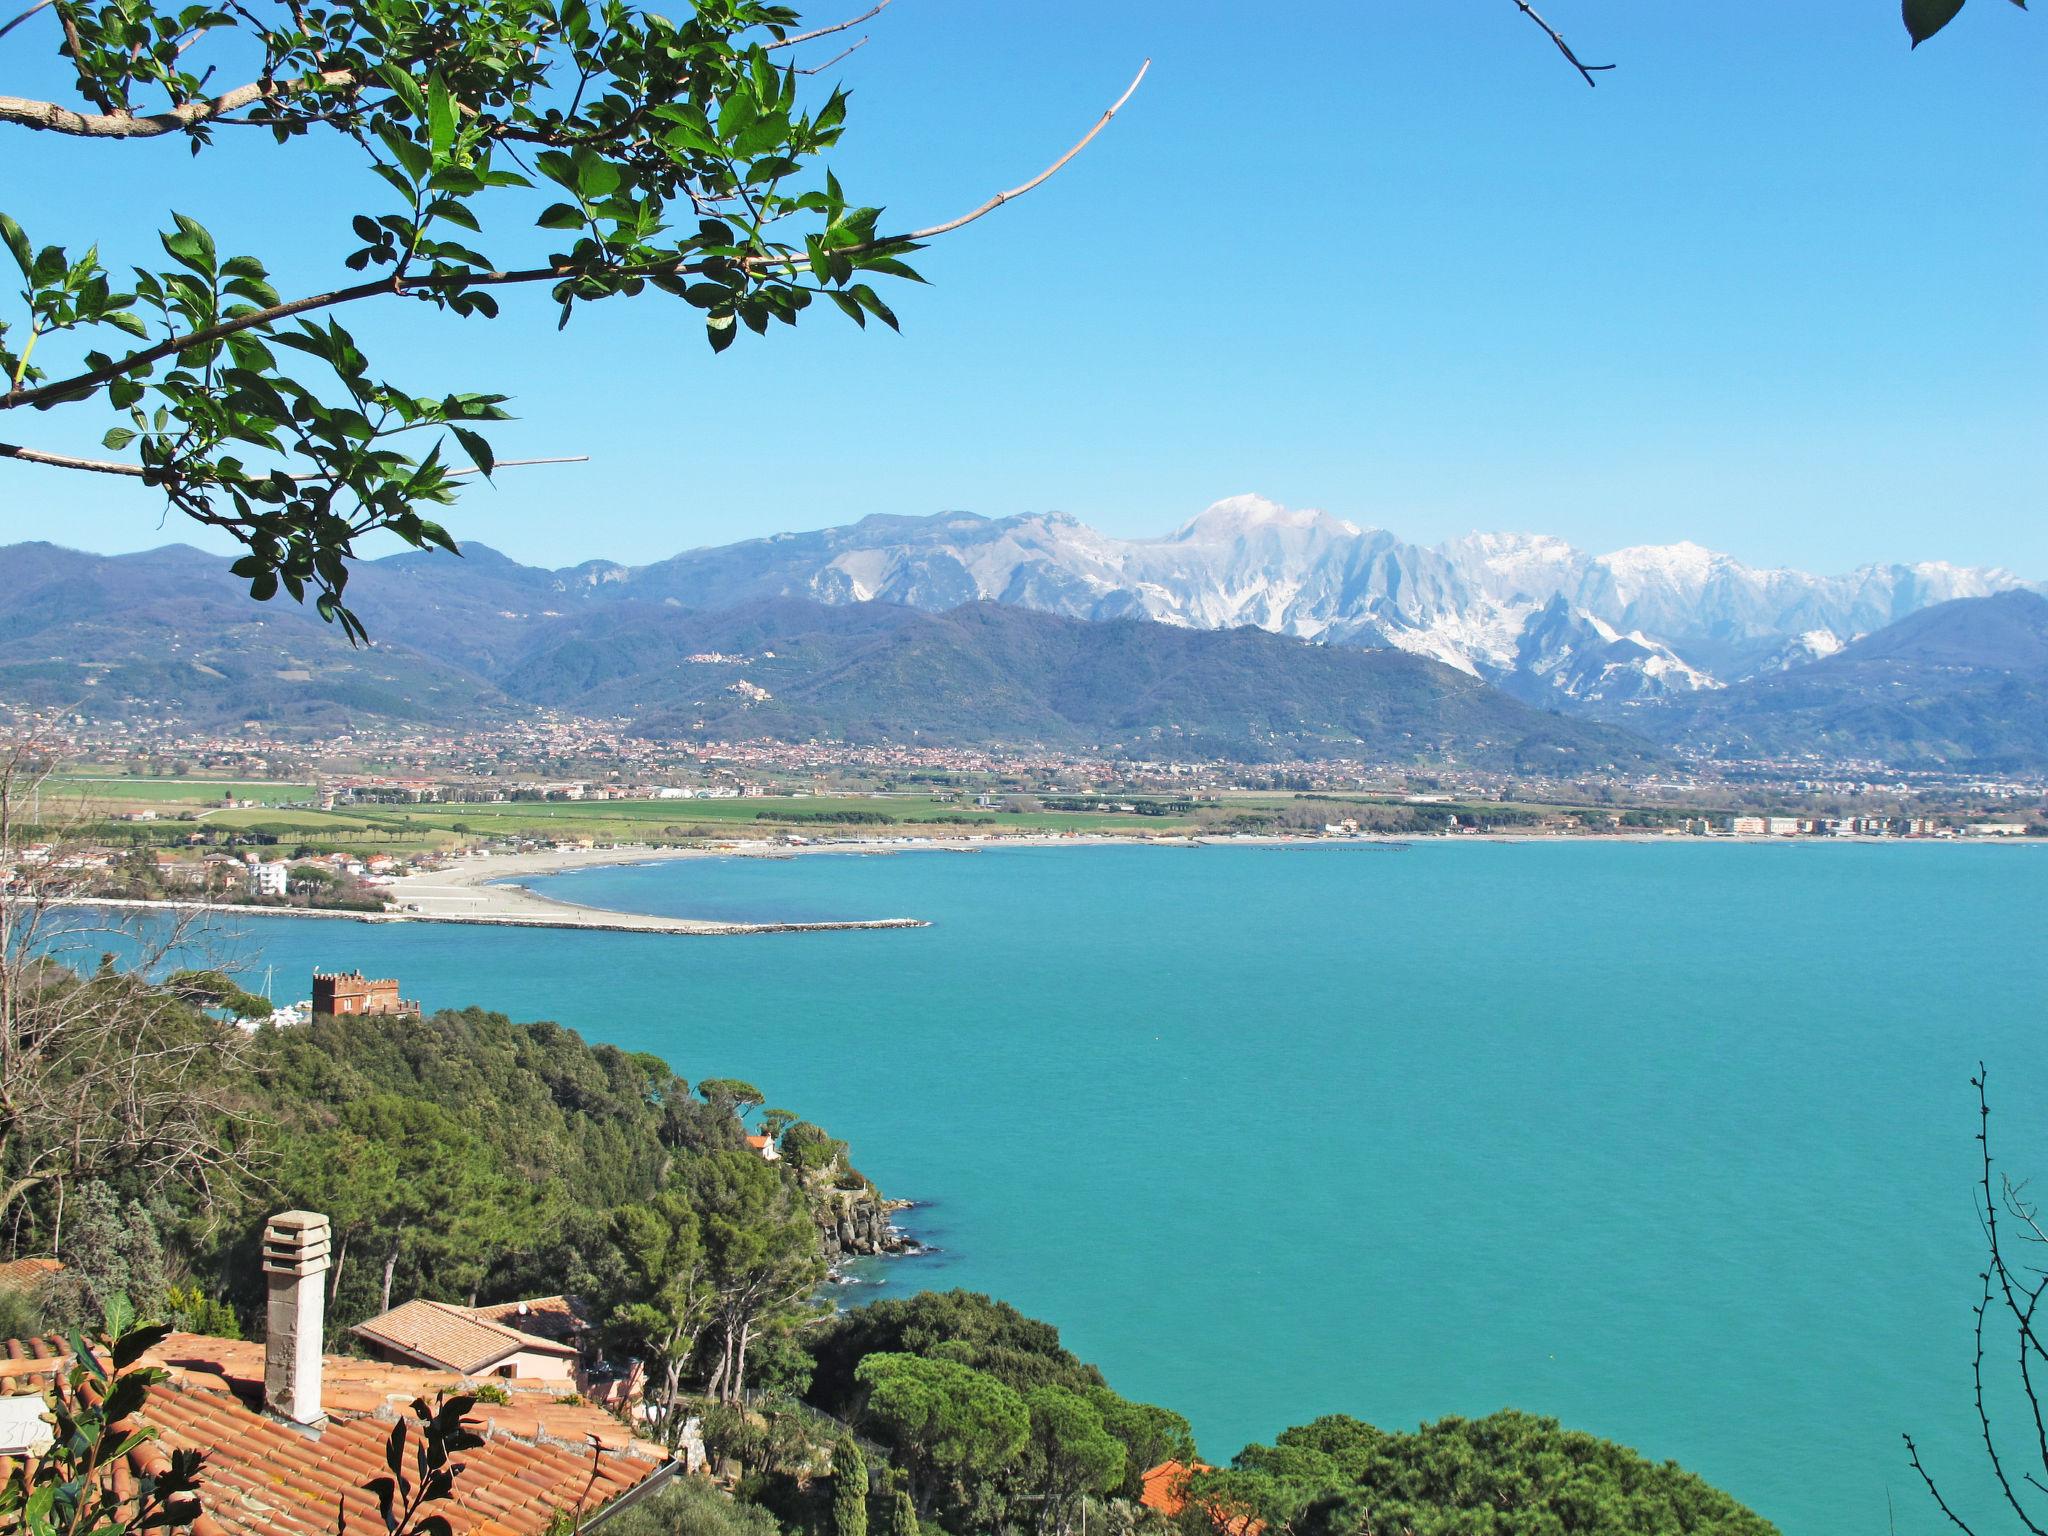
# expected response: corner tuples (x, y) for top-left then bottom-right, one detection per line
(462, 497), (2035, 707)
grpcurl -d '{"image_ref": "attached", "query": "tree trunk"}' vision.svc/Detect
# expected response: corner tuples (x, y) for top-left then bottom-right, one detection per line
(330, 1234), (348, 1299)
(380, 1237), (401, 1312)
(732, 1319), (753, 1403)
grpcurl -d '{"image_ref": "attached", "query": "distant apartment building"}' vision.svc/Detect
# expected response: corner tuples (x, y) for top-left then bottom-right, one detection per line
(1763, 817), (1803, 837)
(1967, 822), (2030, 837)
(245, 860), (289, 898)
(311, 969), (418, 1018)
(1727, 816), (1767, 836)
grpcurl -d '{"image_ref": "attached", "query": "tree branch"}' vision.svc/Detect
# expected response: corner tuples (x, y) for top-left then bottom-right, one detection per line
(0, 440), (142, 475)
(1507, 0), (1614, 87)
(763, 0), (891, 52)
(795, 36), (868, 76)
(1, 58), (1150, 409)
(893, 58), (1149, 242)
(0, 440), (585, 479)
(0, 65), (353, 136)
(0, 0), (53, 43)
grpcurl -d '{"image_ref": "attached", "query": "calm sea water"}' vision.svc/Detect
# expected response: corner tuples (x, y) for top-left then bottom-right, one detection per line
(203, 843), (2048, 1534)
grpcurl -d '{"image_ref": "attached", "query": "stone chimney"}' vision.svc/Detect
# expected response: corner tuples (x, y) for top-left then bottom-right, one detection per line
(262, 1210), (331, 1426)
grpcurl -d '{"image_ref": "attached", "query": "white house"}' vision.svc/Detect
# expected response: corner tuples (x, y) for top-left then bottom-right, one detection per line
(246, 860), (289, 898)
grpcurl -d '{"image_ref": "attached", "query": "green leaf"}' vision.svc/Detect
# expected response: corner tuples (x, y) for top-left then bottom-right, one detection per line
(375, 121), (431, 183)
(450, 426), (493, 479)
(0, 213), (31, 279)
(535, 203), (586, 231)
(427, 74), (456, 157)
(576, 156), (621, 199)
(1905, 0), (1969, 43)
(379, 62), (427, 118)
(102, 427), (137, 450)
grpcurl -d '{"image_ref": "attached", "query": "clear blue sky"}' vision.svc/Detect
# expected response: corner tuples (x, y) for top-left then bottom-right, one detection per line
(3, 1), (2042, 574)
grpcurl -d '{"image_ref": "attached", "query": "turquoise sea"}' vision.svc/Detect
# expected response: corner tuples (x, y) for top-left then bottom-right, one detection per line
(206, 842), (2048, 1533)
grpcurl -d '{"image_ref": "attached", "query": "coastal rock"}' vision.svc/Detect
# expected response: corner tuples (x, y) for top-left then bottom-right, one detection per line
(816, 1188), (917, 1260)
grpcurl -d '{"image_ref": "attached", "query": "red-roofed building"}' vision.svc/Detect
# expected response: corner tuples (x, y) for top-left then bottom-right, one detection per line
(353, 1297), (582, 1383)
(0, 1257), (61, 1294)
(0, 1211), (674, 1536)
(1141, 1460), (1266, 1536)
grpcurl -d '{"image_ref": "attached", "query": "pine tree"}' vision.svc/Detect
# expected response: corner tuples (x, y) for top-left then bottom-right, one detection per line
(885, 1484), (919, 1536)
(831, 1438), (869, 1536)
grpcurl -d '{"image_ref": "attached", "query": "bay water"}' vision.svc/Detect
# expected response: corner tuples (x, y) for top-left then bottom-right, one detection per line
(210, 842), (2048, 1532)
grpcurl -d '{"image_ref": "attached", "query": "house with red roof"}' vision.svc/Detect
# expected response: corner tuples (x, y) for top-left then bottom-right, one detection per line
(0, 1211), (675, 1536)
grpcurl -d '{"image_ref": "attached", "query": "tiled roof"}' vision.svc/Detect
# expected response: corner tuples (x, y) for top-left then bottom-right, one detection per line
(354, 1299), (579, 1375)
(465, 1295), (587, 1347)
(1139, 1460), (1264, 1536)
(0, 1333), (670, 1536)
(0, 1257), (61, 1292)
(1141, 1459), (1206, 1516)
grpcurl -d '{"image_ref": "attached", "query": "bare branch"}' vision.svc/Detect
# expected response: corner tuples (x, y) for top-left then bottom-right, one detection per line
(891, 59), (1150, 244)
(0, 65), (353, 136)
(795, 36), (869, 76)
(0, 0), (53, 42)
(0, 441), (143, 475)
(1507, 0), (1614, 88)
(763, 0), (891, 52)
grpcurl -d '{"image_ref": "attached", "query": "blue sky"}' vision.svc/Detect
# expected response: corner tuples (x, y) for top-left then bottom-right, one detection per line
(3, 0), (2042, 574)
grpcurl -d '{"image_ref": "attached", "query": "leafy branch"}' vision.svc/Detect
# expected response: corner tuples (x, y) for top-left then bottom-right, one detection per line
(0, 0), (1149, 637)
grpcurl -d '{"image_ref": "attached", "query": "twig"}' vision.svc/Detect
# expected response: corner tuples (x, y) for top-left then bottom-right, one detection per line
(0, 441), (586, 479)
(891, 58), (1150, 244)
(1507, 0), (1614, 87)
(763, 0), (891, 52)
(0, 0), (53, 42)
(795, 36), (868, 76)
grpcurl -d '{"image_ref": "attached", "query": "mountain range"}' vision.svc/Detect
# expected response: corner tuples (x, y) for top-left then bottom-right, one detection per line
(0, 542), (1655, 769)
(445, 495), (2033, 710)
(1, 499), (2042, 771)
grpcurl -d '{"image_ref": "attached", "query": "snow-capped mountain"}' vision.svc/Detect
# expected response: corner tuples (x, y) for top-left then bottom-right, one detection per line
(551, 496), (2038, 709)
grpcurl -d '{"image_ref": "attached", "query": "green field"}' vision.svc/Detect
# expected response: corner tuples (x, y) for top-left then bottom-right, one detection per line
(194, 792), (1201, 848)
(47, 776), (316, 807)
(50, 778), (1638, 855)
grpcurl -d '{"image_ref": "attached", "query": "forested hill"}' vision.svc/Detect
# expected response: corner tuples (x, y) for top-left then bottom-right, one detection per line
(506, 598), (1661, 770)
(0, 541), (1657, 769)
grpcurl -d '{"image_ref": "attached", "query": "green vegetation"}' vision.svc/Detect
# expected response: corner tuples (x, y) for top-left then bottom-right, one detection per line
(1191, 1411), (1777, 1536)
(0, 0), (988, 636)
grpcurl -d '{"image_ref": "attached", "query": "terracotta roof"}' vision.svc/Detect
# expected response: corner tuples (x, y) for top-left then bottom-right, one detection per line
(0, 1258), (60, 1292)
(1140, 1460), (1264, 1536)
(0, 1333), (670, 1536)
(465, 1295), (587, 1347)
(354, 1299), (580, 1375)
(1141, 1459), (1207, 1516)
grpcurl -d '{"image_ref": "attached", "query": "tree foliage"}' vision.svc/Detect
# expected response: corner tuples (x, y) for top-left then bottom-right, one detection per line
(1192, 1411), (1777, 1536)
(853, 1353), (1029, 1517)
(831, 1435), (869, 1536)
(0, 0), (1148, 638)
(1022, 1385), (1125, 1536)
